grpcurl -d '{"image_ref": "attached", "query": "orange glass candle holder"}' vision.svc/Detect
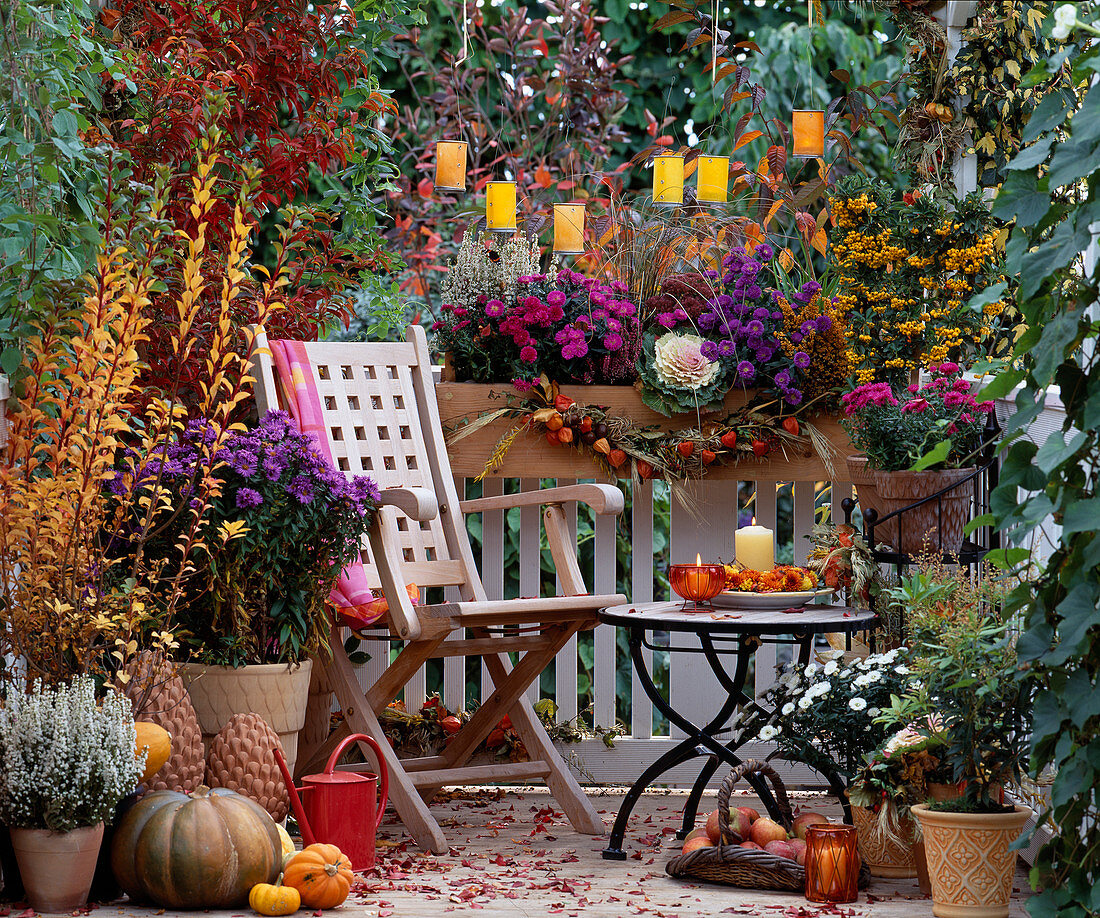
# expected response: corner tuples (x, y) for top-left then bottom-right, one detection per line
(804, 824), (859, 904)
(669, 562), (726, 609)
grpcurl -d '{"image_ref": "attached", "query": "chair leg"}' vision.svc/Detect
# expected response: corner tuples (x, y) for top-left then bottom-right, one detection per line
(324, 635), (449, 854)
(481, 650), (607, 837)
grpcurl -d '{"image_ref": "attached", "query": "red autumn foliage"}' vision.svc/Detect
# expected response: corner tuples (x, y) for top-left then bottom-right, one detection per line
(97, 0), (395, 400)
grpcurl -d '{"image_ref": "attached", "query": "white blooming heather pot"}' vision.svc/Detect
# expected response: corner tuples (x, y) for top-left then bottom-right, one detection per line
(10, 823), (104, 912)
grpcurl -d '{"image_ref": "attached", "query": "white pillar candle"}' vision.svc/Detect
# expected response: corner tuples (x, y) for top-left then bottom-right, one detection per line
(735, 525), (775, 572)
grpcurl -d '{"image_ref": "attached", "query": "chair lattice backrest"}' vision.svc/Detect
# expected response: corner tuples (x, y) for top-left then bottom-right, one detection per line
(253, 326), (484, 603)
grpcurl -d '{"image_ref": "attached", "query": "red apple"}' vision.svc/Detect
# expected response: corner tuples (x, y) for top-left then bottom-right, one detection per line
(735, 806), (760, 824)
(792, 812), (830, 840)
(788, 838), (807, 865)
(739, 840), (762, 850)
(684, 827), (709, 842)
(726, 809), (752, 842)
(750, 817), (789, 847)
(682, 836), (714, 855)
(705, 810), (722, 844)
(764, 840), (796, 860)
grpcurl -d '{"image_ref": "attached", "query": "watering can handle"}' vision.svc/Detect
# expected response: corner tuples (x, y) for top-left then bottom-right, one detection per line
(325, 733), (390, 831)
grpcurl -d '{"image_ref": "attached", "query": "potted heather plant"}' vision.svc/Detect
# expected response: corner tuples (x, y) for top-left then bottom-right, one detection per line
(840, 362), (996, 551)
(111, 411), (379, 770)
(0, 678), (143, 912)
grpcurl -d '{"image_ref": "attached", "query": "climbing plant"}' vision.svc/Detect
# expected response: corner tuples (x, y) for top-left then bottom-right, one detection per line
(983, 9), (1100, 913)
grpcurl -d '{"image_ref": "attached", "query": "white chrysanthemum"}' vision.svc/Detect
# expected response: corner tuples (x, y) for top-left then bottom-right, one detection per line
(867, 707), (881, 718)
(854, 670), (883, 688)
(798, 696), (813, 710)
(809, 681), (831, 698)
(894, 664), (911, 675)
(653, 332), (721, 390)
(823, 660), (839, 676)
(840, 668), (852, 679)
(849, 697), (868, 712)
(1052, 4), (1077, 39)
(781, 702), (796, 716)
(805, 663), (819, 677)
(758, 725), (780, 741)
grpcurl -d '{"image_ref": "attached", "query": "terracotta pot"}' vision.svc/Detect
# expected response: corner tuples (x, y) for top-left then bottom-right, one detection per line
(851, 803), (919, 878)
(871, 466), (974, 554)
(180, 660), (312, 775)
(912, 803), (1030, 918)
(10, 822), (104, 913)
(845, 455), (898, 547)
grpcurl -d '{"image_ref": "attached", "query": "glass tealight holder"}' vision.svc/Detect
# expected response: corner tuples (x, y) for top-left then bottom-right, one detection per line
(804, 824), (859, 904)
(669, 563), (726, 610)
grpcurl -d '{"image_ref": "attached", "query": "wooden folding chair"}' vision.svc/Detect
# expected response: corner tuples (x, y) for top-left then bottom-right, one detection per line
(253, 325), (626, 853)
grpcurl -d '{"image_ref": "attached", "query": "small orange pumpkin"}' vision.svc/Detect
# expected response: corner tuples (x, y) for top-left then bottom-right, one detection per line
(282, 844), (353, 909)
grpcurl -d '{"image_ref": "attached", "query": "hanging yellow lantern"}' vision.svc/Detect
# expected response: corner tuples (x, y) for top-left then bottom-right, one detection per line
(434, 140), (468, 191)
(792, 110), (826, 158)
(485, 181), (518, 233)
(696, 155), (729, 204)
(553, 203), (586, 255)
(652, 152), (684, 207)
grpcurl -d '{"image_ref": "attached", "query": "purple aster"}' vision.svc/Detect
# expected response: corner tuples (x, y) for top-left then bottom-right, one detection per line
(717, 339), (736, 357)
(484, 299), (506, 317)
(700, 340), (719, 361)
(755, 244), (774, 260)
(785, 389), (803, 406)
(747, 320), (765, 336)
(736, 361), (756, 381)
(775, 370), (791, 387)
(603, 332), (624, 350)
(288, 475), (315, 505)
(546, 290), (566, 307)
(236, 487), (263, 510)
(793, 351), (811, 369)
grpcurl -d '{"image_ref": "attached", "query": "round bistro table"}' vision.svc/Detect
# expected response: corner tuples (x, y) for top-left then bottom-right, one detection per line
(597, 599), (878, 860)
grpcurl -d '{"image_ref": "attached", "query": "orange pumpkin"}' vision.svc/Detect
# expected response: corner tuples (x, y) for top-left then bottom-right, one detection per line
(282, 844), (353, 909)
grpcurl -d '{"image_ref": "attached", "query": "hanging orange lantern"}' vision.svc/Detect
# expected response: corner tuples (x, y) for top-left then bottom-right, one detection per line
(696, 155), (729, 204)
(485, 181), (518, 233)
(792, 110), (826, 158)
(652, 152), (684, 207)
(804, 824), (859, 904)
(434, 140), (468, 191)
(553, 203), (585, 255)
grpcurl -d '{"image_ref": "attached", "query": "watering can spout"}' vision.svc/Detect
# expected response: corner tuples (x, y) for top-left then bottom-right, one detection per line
(273, 744), (317, 846)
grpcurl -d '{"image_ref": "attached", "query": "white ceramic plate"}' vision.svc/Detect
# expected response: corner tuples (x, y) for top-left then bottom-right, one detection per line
(711, 587), (836, 611)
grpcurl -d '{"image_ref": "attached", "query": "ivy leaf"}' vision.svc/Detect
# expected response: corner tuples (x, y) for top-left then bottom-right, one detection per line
(1061, 496), (1100, 534)
(909, 438), (951, 472)
(1022, 91), (1072, 144)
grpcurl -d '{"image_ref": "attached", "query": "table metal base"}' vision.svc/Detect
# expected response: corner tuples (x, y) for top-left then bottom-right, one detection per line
(601, 627), (848, 860)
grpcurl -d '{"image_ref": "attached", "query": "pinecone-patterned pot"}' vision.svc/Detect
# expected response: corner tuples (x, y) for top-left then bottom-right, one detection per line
(120, 655), (205, 794)
(206, 713), (290, 822)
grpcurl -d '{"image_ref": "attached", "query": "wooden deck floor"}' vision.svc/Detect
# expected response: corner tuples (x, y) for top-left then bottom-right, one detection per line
(106, 787), (1033, 918)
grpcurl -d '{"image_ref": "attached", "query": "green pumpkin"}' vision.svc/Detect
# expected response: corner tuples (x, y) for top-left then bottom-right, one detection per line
(111, 785), (281, 908)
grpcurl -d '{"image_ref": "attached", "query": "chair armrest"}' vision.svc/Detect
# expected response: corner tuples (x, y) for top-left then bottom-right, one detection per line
(460, 483), (624, 516)
(378, 487), (438, 521)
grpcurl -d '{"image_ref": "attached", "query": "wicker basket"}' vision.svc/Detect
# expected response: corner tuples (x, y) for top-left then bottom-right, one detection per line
(666, 760), (806, 891)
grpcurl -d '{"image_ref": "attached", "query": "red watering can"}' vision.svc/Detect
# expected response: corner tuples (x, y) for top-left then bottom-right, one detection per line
(274, 733), (389, 871)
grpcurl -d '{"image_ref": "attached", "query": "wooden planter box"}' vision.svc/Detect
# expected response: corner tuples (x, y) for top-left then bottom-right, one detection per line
(436, 382), (854, 482)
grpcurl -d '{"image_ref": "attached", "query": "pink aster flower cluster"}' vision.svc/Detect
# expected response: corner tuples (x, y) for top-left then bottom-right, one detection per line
(434, 268), (641, 386)
(840, 364), (995, 472)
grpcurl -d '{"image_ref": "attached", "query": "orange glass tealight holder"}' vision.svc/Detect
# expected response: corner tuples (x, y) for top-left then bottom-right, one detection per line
(669, 555), (726, 610)
(804, 824), (859, 904)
